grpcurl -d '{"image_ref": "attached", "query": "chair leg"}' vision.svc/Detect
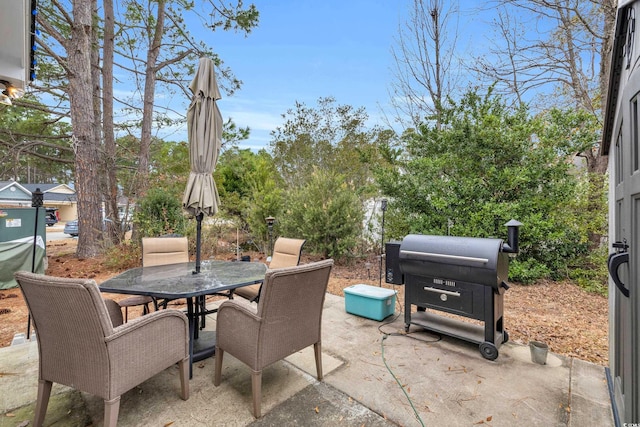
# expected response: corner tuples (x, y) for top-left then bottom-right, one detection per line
(178, 356), (189, 400)
(314, 342), (323, 380)
(103, 396), (121, 427)
(34, 379), (52, 427)
(251, 370), (262, 418)
(124, 307), (129, 323)
(214, 348), (224, 386)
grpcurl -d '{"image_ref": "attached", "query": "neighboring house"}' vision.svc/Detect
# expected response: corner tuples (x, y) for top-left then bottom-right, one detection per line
(602, 0), (640, 423)
(0, 181), (77, 221)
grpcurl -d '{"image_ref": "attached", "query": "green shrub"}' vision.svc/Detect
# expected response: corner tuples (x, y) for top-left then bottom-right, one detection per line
(567, 247), (608, 296)
(508, 258), (551, 285)
(279, 169), (364, 260)
(133, 188), (187, 238)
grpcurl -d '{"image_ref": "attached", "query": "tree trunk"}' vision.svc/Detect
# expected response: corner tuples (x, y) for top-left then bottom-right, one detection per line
(102, 0), (121, 243)
(136, 0), (165, 199)
(69, 0), (101, 258)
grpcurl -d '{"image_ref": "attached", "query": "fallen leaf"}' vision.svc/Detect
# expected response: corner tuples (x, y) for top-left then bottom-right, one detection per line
(314, 406), (319, 413)
(164, 421), (175, 426)
(486, 415), (492, 421)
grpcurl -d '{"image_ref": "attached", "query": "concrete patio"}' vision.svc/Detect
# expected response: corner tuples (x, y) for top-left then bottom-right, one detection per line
(0, 293), (614, 426)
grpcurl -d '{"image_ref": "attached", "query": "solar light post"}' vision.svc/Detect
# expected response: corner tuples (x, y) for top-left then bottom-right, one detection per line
(27, 188), (43, 338)
(266, 216), (275, 261)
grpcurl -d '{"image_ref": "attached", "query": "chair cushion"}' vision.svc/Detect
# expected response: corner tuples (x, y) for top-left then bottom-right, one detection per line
(142, 237), (189, 267)
(268, 238), (305, 269)
(118, 295), (153, 307)
(233, 284), (260, 301)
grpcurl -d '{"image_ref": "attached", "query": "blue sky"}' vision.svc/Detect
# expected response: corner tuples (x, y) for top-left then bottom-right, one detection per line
(159, 1), (495, 151)
(206, 0), (411, 151)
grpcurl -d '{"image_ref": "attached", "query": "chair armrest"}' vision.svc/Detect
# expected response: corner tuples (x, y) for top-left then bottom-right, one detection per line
(108, 309), (188, 346)
(105, 309), (189, 397)
(218, 299), (258, 317)
(216, 300), (262, 367)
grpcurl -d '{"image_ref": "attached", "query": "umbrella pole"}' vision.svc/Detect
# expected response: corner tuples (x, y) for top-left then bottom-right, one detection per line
(194, 213), (203, 274)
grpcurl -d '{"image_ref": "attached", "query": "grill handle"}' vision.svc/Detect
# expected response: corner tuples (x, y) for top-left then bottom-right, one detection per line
(423, 287), (460, 297)
(401, 250), (489, 265)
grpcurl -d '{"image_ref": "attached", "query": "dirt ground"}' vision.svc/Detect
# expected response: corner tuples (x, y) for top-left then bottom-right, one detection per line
(0, 239), (609, 365)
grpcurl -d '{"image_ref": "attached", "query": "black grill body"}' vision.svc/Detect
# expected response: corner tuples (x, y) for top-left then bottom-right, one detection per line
(388, 234), (511, 360)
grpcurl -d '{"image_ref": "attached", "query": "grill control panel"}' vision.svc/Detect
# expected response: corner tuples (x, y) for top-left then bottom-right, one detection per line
(433, 278), (456, 287)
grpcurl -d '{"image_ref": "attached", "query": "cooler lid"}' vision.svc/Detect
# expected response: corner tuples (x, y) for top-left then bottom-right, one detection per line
(344, 284), (397, 300)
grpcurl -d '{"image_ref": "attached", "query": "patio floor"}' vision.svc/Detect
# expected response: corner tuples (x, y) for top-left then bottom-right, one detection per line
(0, 293), (614, 426)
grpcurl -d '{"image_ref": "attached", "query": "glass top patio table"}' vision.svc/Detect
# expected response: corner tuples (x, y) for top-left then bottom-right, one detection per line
(100, 260), (267, 377)
(99, 260), (267, 299)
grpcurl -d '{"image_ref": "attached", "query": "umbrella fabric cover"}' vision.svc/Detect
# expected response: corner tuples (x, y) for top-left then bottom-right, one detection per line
(182, 57), (222, 217)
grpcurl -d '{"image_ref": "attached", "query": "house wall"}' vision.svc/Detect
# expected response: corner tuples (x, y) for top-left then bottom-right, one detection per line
(0, 187), (30, 203)
(56, 205), (77, 222)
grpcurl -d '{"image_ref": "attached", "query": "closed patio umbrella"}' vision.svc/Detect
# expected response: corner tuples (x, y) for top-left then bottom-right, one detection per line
(182, 57), (222, 273)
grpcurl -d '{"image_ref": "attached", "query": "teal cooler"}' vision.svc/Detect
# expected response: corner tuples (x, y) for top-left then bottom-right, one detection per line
(344, 284), (396, 321)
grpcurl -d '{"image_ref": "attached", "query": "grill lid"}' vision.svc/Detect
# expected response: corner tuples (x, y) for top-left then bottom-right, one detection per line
(399, 234), (507, 288)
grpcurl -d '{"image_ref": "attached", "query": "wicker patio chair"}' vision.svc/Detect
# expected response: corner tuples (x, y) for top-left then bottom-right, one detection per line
(14, 271), (190, 427)
(213, 259), (333, 418)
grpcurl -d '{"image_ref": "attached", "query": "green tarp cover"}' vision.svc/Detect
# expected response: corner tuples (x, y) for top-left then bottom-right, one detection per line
(0, 236), (46, 289)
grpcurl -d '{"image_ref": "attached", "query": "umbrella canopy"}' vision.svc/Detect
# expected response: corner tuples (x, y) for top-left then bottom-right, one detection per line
(182, 57), (222, 218)
(182, 58), (222, 273)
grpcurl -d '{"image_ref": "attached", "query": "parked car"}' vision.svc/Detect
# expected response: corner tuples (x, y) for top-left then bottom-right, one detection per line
(63, 218), (130, 237)
(63, 219), (78, 236)
(45, 208), (58, 227)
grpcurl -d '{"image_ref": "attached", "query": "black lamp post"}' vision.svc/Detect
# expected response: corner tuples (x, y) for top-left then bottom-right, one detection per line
(265, 216), (275, 259)
(27, 188), (44, 338)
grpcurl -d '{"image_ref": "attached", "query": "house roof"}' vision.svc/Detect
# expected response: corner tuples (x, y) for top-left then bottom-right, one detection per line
(0, 181), (76, 203)
(0, 181), (31, 202)
(21, 183), (75, 194)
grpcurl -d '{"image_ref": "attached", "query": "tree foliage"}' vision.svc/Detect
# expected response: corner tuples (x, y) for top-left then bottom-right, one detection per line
(269, 97), (392, 258)
(376, 88), (599, 283)
(279, 168), (364, 259)
(23, 0), (258, 256)
(133, 187), (187, 238)
(0, 98), (73, 183)
(472, 0), (615, 174)
(215, 147), (283, 250)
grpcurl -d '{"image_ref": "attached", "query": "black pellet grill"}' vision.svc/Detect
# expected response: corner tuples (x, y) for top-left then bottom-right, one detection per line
(385, 220), (522, 360)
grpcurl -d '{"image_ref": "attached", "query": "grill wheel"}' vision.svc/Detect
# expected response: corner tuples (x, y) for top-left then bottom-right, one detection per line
(479, 342), (499, 360)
